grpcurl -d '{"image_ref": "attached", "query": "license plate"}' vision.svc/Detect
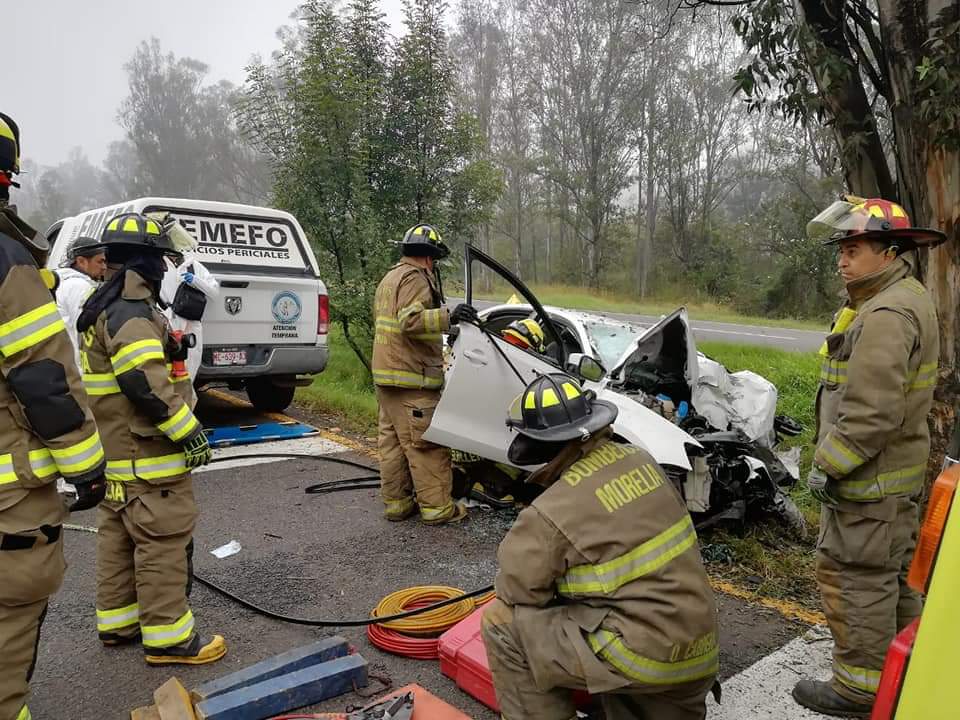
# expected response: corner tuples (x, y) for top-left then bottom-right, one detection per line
(212, 350), (247, 366)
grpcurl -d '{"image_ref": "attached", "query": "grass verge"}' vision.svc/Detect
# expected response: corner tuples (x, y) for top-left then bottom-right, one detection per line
(300, 330), (823, 606)
(474, 283), (827, 331)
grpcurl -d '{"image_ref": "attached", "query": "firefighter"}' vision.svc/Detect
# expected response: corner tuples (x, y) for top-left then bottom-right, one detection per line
(501, 318), (546, 354)
(793, 197), (945, 717)
(55, 236), (106, 369)
(0, 112), (106, 720)
(372, 223), (475, 524)
(76, 212), (225, 666)
(483, 374), (720, 720)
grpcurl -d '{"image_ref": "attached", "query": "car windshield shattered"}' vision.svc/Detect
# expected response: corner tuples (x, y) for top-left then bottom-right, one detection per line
(583, 318), (644, 369)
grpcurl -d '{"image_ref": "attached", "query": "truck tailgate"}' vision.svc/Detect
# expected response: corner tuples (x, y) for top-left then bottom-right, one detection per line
(204, 274), (320, 346)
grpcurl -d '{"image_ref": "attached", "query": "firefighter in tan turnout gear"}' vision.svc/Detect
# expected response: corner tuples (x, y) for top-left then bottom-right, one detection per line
(0, 113), (107, 720)
(483, 374), (720, 720)
(77, 212), (225, 665)
(372, 224), (476, 524)
(792, 197), (945, 718)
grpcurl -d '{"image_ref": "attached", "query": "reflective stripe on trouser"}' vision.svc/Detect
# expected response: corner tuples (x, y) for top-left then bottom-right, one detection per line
(96, 602), (140, 632)
(0, 529), (64, 720)
(375, 386), (452, 519)
(372, 367), (443, 389)
(816, 497), (922, 703)
(96, 482), (198, 650)
(481, 600), (715, 720)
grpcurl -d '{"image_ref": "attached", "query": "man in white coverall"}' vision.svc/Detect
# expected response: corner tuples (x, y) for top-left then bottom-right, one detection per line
(150, 213), (219, 382)
(54, 235), (106, 368)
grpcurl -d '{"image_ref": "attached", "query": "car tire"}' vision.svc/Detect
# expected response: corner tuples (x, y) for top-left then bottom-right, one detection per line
(246, 377), (296, 413)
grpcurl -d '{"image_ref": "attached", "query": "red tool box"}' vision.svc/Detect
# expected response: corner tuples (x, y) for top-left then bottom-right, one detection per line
(439, 606), (590, 712)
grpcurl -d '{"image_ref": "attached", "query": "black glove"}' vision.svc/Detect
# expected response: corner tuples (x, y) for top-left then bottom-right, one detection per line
(450, 303), (479, 325)
(69, 476), (107, 512)
(183, 430), (212, 469)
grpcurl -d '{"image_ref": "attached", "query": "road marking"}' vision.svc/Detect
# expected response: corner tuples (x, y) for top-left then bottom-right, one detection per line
(196, 435), (349, 473)
(708, 627), (833, 719)
(693, 327), (799, 341)
(712, 580), (827, 626)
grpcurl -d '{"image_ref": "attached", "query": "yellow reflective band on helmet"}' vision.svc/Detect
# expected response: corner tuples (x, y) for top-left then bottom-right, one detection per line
(562, 382), (580, 400)
(834, 661), (881, 694)
(413, 226), (439, 242)
(372, 368), (443, 389)
(145, 220), (161, 235)
(16, 705), (31, 720)
(908, 362), (938, 391)
(96, 602), (140, 632)
(0, 453), (17, 485)
(156, 404), (200, 442)
(122, 218), (140, 233)
(111, 338), (165, 375)
(0, 302), (66, 357)
(541, 388), (560, 408)
(142, 609), (195, 648)
(29, 449), (57, 480)
(890, 204), (907, 218)
(524, 391), (536, 410)
(588, 629), (719, 685)
(558, 515), (696, 595)
(49, 431), (105, 475)
(107, 218), (120, 231)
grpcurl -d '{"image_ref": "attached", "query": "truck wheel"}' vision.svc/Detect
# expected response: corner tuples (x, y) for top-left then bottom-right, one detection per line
(246, 378), (296, 413)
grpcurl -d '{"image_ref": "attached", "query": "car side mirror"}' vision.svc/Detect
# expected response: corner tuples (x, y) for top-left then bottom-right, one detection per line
(566, 353), (606, 383)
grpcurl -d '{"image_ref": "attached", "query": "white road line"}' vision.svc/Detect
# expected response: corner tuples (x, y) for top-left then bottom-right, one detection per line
(196, 436), (349, 473)
(694, 327), (799, 341)
(708, 627), (834, 719)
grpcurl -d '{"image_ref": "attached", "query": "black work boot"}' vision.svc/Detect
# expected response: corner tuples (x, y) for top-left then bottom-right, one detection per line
(100, 629), (142, 647)
(792, 680), (872, 718)
(144, 633), (227, 666)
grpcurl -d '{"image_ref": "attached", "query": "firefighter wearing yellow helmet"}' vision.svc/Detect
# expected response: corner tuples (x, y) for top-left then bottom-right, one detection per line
(501, 318), (546, 354)
(483, 374), (719, 720)
(792, 197), (944, 717)
(77, 212), (225, 666)
(0, 113), (107, 720)
(372, 224), (476, 524)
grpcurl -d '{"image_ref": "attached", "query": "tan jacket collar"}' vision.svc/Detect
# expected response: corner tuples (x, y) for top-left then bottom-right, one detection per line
(526, 428), (614, 489)
(122, 270), (154, 301)
(845, 256), (911, 307)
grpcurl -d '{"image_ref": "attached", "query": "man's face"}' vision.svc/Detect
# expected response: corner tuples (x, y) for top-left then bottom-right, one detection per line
(836, 238), (892, 283)
(75, 252), (107, 281)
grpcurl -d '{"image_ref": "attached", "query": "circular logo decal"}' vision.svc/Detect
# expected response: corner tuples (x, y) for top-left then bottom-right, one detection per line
(272, 291), (302, 324)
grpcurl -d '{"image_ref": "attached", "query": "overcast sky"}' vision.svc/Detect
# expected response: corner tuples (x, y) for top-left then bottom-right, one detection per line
(5, 1), (407, 169)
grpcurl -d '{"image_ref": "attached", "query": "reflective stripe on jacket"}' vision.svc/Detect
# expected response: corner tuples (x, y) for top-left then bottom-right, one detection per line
(371, 259), (449, 390)
(494, 433), (719, 688)
(815, 257), (939, 501)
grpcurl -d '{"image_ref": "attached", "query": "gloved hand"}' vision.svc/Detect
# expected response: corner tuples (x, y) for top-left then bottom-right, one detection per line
(450, 303), (479, 325)
(183, 431), (212, 469)
(181, 271), (195, 285)
(69, 475), (107, 512)
(807, 465), (836, 505)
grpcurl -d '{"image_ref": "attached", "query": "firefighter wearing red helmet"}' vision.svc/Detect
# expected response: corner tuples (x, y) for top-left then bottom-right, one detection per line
(792, 196), (945, 717)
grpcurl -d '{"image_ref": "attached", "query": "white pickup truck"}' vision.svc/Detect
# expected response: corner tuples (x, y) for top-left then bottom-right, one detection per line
(46, 198), (329, 412)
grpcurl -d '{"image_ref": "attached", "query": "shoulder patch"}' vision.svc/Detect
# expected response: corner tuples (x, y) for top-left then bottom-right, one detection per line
(106, 298), (154, 336)
(0, 231), (38, 282)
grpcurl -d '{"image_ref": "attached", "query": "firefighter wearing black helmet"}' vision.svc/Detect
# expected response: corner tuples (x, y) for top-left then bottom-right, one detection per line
(372, 224), (475, 524)
(0, 112), (107, 720)
(482, 374), (719, 720)
(77, 212), (226, 666)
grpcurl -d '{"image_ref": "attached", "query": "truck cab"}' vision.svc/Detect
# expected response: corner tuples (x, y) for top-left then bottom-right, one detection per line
(47, 198), (329, 412)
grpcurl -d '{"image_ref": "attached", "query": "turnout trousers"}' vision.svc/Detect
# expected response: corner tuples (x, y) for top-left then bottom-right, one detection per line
(0, 524), (64, 720)
(375, 386), (454, 522)
(95, 475), (198, 652)
(816, 495), (922, 703)
(481, 600), (715, 720)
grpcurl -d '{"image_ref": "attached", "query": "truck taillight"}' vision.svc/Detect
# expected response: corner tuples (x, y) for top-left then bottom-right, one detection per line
(907, 464), (960, 594)
(871, 619), (920, 720)
(318, 294), (329, 336)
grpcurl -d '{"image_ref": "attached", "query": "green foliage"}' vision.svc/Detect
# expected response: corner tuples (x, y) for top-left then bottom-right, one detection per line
(916, 7), (960, 150)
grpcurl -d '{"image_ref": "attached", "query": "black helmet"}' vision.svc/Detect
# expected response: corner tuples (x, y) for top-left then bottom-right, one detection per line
(100, 213), (175, 256)
(401, 224), (449, 259)
(0, 112), (21, 175)
(67, 236), (106, 261)
(507, 374), (617, 446)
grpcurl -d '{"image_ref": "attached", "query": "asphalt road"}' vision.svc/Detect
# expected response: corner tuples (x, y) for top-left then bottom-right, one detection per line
(463, 299), (826, 353)
(26, 395), (811, 719)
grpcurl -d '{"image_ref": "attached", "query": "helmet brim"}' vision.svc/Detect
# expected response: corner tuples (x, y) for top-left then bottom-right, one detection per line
(509, 398), (618, 444)
(822, 227), (948, 248)
(402, 241), (449, 259)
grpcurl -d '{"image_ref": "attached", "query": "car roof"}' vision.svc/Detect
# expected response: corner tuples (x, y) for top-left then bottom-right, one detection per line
(481, 303), (644, 331)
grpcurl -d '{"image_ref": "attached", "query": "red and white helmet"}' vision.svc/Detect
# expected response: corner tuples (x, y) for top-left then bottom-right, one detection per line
(807, 196), (947, 248)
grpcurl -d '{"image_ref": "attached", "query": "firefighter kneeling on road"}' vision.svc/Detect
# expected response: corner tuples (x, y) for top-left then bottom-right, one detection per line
(76, 212), (225, 665)
(483, 374), (720, 720)
(372, 223), (475, 524)
(792, 197), (944, 717)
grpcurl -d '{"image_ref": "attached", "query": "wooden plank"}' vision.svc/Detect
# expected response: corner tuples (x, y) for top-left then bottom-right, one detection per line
(191, 636), (349, 702)
(195, 654), (368, 720)
(154, 678), (197, 720)
(131, 706), (161, 720)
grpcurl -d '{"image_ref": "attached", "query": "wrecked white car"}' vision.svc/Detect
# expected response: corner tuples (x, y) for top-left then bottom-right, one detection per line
(424, 246), (804, 531)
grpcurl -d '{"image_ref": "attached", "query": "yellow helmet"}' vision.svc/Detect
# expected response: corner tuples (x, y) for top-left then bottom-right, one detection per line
(0, 113), (21, 175)
(502, 318), (546, 353)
